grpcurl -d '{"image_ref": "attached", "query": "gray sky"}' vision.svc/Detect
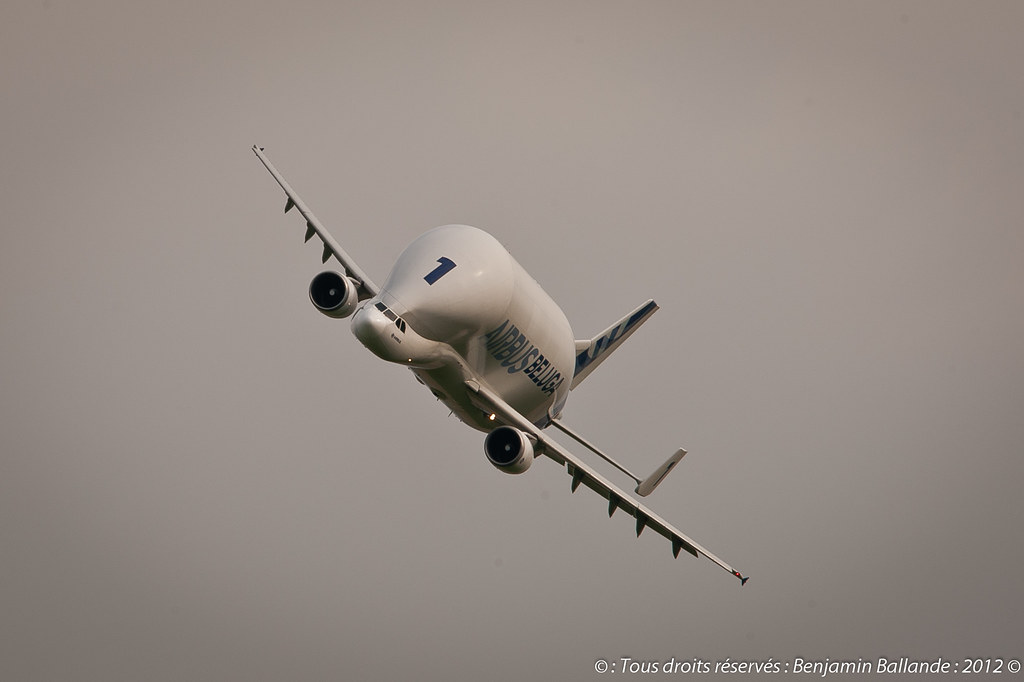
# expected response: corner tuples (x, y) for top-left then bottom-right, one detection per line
(2, 1), (1022, 680)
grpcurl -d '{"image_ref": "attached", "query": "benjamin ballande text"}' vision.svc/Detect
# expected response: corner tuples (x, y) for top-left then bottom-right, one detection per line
(596, 657), (1021, 676)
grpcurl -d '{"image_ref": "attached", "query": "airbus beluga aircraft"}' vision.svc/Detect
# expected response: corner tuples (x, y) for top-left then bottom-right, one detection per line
(253, 146), (747, 585)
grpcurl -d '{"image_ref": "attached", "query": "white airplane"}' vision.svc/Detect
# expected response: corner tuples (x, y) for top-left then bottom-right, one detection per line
(253, 146), (748, 585)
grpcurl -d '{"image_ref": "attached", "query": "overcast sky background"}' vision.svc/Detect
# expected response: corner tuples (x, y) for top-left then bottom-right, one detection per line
(2, 2), (1022, 680)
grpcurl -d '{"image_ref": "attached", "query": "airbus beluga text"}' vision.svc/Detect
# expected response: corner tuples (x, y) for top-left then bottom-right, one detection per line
(253, 146), (747, 584)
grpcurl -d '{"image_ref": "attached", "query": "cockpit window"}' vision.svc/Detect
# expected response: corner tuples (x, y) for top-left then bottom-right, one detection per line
(374, 301), (406, 333)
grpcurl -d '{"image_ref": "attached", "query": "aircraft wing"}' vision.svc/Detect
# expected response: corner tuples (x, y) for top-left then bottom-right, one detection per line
(464, 380), (748, 585)
(252, 146), (379, 300)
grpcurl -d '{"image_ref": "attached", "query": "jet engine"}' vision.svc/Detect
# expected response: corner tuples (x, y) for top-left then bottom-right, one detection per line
(484, 426), (535, 474)
(309, 271), (359, 319)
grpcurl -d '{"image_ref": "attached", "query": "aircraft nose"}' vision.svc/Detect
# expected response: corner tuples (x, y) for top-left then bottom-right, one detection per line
(351, 300), (449, 369)
(351, 303), (397, 361)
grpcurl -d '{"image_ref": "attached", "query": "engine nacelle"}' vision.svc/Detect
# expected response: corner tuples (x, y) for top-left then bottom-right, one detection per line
(309, 271), (359, 319)
(484, 426), (535, 475)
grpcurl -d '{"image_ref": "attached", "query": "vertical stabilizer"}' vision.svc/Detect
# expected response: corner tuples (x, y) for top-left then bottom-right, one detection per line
(571, 299), (658, 389)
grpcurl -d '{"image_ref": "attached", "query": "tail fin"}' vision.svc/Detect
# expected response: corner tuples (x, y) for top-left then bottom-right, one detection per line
(571, 299), (658, 390)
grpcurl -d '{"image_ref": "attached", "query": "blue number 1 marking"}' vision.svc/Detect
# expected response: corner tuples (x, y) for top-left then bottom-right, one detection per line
(424, 256), (457, 285)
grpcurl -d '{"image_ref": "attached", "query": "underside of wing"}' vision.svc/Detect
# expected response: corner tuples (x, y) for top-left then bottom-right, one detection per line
(252, 146), (378, 300)
(465, 380), (748, 585)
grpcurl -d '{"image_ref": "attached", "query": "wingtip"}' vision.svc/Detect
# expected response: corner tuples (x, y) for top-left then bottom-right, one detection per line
(736, 573), (749, 586)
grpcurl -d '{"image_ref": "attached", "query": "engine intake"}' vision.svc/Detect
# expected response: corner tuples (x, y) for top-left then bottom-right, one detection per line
(484, 426), (534, 474)
(309, 271), (359, 318)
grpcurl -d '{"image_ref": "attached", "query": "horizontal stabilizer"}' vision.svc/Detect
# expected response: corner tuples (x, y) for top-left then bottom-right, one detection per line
(550, 419), (684, 498)
(635, 448), (686, 497)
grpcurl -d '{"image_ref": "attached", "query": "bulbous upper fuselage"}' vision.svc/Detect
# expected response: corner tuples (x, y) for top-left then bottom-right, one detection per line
(352, 225), (575, 430)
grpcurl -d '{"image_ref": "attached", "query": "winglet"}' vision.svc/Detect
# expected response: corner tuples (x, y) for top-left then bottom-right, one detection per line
(734, 572), (749, 586)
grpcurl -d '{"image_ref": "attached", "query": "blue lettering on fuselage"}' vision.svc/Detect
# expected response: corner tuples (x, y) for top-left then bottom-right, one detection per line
(484, 320), (564, 395)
